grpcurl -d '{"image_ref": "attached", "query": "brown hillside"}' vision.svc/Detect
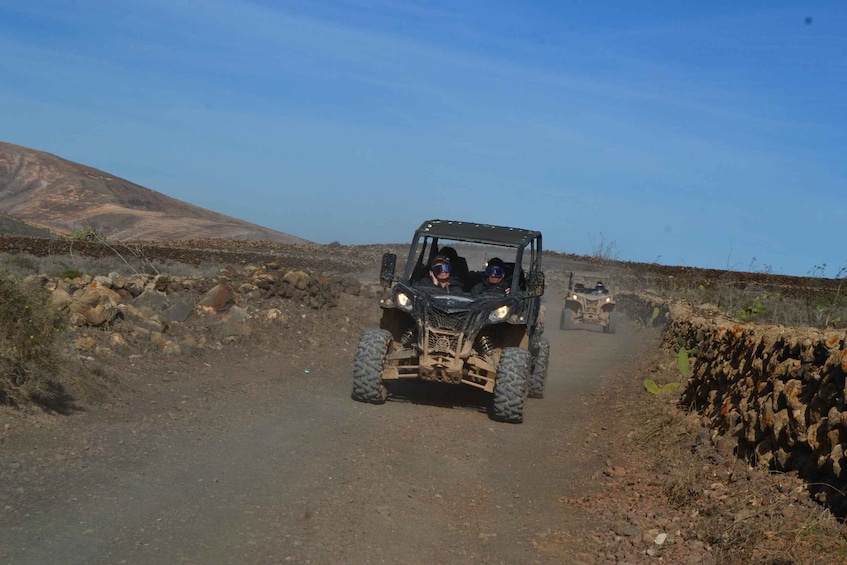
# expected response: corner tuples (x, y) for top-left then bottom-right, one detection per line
(0, 141), (308, 244)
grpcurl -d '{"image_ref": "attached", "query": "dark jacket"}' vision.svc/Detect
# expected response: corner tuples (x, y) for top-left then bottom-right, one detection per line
(415, 275), (466, 295)
(471, 278), (510, 297)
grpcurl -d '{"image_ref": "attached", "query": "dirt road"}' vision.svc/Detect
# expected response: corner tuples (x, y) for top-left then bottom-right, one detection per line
(0, 294), (658, 564)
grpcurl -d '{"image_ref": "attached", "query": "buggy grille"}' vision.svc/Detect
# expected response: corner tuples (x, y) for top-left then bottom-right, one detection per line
(583, 299), (601, 314)
(427, 331), (459, 354)
(428, 309), (468, 332)
(423, 306), (468, 357)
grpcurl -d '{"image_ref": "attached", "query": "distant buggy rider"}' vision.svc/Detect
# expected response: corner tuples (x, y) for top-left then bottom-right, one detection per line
(591, 281), (608, 295)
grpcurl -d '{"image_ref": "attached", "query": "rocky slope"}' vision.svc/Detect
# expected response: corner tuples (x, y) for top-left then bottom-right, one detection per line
(0, 141), (307, 244)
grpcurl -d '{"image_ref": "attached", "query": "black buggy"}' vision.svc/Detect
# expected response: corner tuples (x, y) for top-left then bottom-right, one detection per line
(352, 219), (547, 423)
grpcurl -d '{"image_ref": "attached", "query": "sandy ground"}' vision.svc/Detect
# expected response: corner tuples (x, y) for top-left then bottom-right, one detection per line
(0, 285), (667, 564)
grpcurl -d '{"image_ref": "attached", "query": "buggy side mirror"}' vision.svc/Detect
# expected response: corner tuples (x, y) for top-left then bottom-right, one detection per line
(380, 253), (397, 287)
(525, 271), (545, 297)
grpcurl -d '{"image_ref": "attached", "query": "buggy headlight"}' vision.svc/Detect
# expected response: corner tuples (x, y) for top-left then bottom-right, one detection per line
(396, 292), (413, 312)
(572, 294), (578, 300)
(488, 305), (510, 322)
(605, 297), (611, 303)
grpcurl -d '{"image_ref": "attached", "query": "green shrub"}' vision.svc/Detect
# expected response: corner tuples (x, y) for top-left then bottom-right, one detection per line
(61, 268), (85, 280)
(69, 226), (104, 242)
(0, 272), (67, 407)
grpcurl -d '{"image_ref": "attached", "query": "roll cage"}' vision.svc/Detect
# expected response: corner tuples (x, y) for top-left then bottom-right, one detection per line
(397, 219), (543, 295)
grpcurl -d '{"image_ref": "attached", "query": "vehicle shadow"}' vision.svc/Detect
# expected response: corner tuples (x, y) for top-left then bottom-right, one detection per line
(561, 323), (608, 333)
(385, 380), (490, 415)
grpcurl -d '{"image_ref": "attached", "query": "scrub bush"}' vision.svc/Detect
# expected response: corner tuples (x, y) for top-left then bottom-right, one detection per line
(0, 272), (66, 407)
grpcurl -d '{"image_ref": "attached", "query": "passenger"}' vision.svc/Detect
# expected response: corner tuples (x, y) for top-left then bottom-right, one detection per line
(591, 281), (608, 295)
(438, 246), (470, 288)
(471, 258), (511, 297)
(415, 255), (465, 294)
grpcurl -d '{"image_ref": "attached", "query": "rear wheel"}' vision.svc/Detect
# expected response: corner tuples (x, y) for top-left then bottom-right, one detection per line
(528, 338), (549, 399)
(491, 348), (531, 423)
(352, 329), (391, 404)
(604, 311), (619, 334)
(559, 307), (573, 330)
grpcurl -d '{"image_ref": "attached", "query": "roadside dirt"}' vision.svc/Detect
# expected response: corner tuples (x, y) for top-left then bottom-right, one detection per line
(0, 245), (845, 564)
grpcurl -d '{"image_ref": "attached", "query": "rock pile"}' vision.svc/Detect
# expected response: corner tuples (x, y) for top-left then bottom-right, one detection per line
(24, 264), (382, 358)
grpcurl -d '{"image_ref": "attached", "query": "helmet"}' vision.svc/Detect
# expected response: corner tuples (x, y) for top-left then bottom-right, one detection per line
(431, 254), (451, 266)
(438, 247), (458, 261)
(487, 257), (505, 268)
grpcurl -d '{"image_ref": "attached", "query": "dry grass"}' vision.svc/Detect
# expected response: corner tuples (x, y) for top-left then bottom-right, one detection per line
(0, 250), (220, 280)
(58, 356), (118, 407)
(621, 270), (847, 330)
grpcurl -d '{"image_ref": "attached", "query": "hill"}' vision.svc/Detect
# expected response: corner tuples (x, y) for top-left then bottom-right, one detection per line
(0, 141), (308, 244)
(0, 211), (56, 238)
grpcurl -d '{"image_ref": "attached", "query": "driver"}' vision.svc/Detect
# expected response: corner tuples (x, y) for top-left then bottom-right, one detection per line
(592, 281), (607, 295)
(415, 255), (465, 294)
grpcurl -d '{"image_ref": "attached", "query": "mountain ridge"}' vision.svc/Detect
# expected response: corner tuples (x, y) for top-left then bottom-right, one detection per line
(0, 141), (308, 244)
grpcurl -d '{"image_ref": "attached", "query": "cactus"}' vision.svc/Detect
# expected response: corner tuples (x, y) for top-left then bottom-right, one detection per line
(650, 306), (660, 326)
(677, 346), (690, 377)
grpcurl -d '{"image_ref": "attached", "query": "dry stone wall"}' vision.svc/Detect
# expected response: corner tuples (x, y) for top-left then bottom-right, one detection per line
(618, 291), (847, 516)
(0, 235), (371, 274)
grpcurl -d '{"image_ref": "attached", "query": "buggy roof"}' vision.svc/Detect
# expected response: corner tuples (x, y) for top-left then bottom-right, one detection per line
(415, 219), (541, 247)
(571, 271), (611, 280)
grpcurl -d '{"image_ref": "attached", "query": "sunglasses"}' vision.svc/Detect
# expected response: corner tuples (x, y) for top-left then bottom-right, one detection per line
(432, 263), (451, 275)
(485, 266), (505, 278)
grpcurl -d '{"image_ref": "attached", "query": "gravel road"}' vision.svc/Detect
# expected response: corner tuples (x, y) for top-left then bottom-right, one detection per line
(0, 292), (657, 564)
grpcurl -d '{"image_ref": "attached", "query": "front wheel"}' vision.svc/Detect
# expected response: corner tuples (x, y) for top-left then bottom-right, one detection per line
(529, 338), (550, 399)
(560, 307), (573, 330)
(352, 329), (391, 404)
(491, 348), (531, 423)
(603, 311), (619, 334)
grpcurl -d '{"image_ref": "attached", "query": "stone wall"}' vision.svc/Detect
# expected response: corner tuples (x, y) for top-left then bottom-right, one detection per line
(618, 291), (847, 516)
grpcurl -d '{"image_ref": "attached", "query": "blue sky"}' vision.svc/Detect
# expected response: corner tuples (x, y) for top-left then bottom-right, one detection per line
(1, 1), (845, 277)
